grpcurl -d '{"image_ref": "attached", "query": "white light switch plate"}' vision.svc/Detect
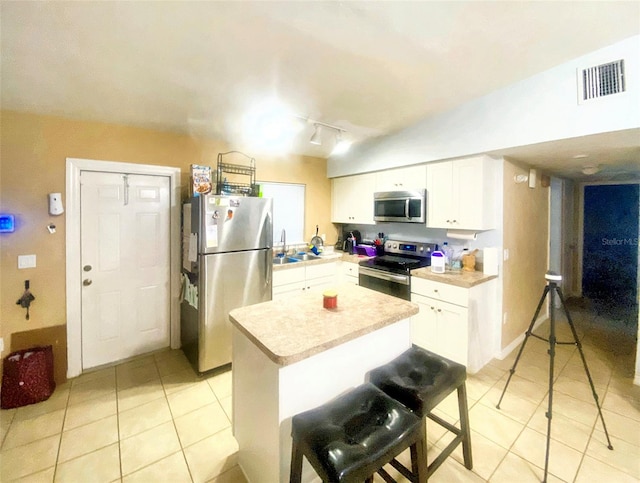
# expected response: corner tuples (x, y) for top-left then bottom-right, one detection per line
(18, 254), (37, 269)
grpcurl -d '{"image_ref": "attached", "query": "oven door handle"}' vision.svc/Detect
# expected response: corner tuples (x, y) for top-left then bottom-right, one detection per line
(359, 267), (410, 285)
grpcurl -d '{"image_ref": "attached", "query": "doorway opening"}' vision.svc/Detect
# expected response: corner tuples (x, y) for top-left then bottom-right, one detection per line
(582, 183), (639, 336)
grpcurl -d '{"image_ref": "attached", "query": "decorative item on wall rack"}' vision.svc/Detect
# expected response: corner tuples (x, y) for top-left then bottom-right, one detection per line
(216, 151), (258, 196)
(191, 164), (213, 196)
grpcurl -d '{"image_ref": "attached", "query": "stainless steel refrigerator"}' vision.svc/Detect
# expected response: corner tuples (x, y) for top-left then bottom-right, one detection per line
(181, 194), (272, 373)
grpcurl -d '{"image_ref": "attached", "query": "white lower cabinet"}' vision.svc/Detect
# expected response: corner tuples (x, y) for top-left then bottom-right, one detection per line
(411, 293), (468, 366)
(411, 276), (497, 374)
(273, 262), (337, 300)
(306, 262), (337, 291)
(273, 266), (306, 299)
(340, 261), (359, 286)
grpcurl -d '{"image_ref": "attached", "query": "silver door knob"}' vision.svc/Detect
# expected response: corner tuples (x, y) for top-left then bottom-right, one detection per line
(83, 279), (92, 286)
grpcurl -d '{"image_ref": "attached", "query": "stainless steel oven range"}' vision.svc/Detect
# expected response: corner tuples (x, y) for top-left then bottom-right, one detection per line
(358, 240), (437, 300)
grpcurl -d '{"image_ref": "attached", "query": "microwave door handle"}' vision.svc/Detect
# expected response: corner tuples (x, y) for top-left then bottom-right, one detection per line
(405, 199), (410, 219)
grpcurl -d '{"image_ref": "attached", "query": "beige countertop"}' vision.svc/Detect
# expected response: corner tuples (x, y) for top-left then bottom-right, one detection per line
(339, 253), (374, 264)
(411, 267), (497, 288)
(272, 251), (496, 288)
(229, 284), (418, 366)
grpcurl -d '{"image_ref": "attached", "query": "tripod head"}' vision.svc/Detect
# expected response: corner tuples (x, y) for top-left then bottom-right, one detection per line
(545, 271), (562, 284)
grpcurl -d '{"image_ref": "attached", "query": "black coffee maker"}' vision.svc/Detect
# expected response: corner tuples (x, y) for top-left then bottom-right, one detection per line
(342, 230), (361, 253)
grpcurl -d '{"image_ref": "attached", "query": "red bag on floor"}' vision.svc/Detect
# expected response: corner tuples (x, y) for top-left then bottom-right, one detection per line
(1, 345), (56, 409)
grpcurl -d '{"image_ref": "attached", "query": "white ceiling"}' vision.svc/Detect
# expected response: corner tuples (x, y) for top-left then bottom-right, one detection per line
(2, 1), (639, 180)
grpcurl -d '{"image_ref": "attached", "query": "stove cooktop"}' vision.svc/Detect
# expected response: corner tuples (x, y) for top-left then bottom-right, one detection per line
(367, 255), (430, 270)
(358, 239), (436, 274)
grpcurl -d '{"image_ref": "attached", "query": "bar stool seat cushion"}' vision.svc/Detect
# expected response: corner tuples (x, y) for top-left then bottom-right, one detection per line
(291, 383), (422, 482)
(369, 346), (467, 417)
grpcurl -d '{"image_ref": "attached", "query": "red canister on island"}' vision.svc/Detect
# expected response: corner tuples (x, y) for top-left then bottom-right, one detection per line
(323, 290), (338, 309)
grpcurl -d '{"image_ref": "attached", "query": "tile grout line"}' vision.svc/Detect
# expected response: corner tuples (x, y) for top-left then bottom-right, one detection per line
(115, 365), (124, 482)
(482, 368), (541, 482)
(53, 386), (71, 481)
(570, 354), (618, 483)
(157, 355), (198, 483)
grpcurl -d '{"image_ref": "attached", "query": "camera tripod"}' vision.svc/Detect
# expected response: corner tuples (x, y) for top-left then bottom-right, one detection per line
(496, 272), (613, 483)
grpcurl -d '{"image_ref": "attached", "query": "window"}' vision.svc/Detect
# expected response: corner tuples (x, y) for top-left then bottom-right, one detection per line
(258, 182), (305, 245)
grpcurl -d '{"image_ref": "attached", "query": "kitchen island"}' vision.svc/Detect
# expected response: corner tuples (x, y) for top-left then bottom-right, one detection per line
(229, 284), (418, 483)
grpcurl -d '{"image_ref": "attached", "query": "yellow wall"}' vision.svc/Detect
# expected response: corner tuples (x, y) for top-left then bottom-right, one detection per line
(0, 110), (335, 370)
(501, 160), (550, 349)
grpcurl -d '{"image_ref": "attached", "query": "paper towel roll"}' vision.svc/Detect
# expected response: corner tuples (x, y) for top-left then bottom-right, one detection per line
(446, 229), (478, 240)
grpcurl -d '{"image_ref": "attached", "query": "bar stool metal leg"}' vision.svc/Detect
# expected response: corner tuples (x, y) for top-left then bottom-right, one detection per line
(458, 383), (473, 470)
(289, 437), (304, 483)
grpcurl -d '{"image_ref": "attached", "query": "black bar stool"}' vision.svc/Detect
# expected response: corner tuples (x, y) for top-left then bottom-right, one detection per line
(369, 346), (473, 479)
(289, 383), (427, 483)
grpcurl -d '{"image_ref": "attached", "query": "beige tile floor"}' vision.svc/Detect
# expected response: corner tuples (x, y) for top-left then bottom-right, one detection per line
(1, 304), (639, 482)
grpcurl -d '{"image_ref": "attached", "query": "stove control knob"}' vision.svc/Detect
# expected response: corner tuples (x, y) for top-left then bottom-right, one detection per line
(392, 243), (397, 249)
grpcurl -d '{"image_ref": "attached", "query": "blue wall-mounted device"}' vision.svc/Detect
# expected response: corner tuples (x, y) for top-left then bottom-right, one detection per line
(0, 214), (16, 233)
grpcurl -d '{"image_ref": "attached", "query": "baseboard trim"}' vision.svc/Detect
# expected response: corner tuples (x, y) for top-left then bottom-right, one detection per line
(497, 315), (548, 360)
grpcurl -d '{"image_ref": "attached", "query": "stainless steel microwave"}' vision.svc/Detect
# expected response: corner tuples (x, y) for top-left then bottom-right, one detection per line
(373, 190), (426, 223)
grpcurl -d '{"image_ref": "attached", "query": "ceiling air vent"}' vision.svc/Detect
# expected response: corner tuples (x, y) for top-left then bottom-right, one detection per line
(580, 59), (625, 102)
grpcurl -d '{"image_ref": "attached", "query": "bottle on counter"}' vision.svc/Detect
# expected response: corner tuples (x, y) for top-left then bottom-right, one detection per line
(442, 242), (453, 270)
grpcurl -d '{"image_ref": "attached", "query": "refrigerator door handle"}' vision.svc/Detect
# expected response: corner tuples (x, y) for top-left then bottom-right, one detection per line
(265, 254), (271, 287)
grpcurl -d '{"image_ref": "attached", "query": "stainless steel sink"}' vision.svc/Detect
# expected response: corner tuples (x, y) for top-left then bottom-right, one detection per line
(273, 257), (300, 265)
(292, 253), (322, 261)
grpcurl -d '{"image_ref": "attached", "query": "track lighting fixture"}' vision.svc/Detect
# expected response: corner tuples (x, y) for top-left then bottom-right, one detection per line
(309, 124), (322, 145)
(298, 116), (352, 155)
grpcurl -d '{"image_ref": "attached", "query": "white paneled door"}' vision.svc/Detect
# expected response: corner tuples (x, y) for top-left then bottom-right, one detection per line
(80, 171), (171, 370)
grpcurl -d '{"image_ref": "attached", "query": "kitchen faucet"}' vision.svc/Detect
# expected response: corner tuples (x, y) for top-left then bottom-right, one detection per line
(280, 229), (287, 257)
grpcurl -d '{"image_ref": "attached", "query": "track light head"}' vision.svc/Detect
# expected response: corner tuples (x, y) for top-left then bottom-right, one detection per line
(309, 124), (322, 145)
(331, 131), (351, 155)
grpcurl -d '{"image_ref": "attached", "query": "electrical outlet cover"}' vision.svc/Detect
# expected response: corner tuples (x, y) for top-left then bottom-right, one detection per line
(18, 254), (36, 269)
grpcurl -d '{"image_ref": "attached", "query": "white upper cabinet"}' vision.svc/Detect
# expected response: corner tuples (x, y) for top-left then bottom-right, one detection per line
(375, 165), (427, 192)
(331, 173), (376, 224)
(426, 156), (498, 230)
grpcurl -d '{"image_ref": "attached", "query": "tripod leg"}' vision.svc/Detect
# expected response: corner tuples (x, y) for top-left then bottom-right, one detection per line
(556, 287), (614, 451)
(497, 285), (550, 410)
(542, 285), (558, 483)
